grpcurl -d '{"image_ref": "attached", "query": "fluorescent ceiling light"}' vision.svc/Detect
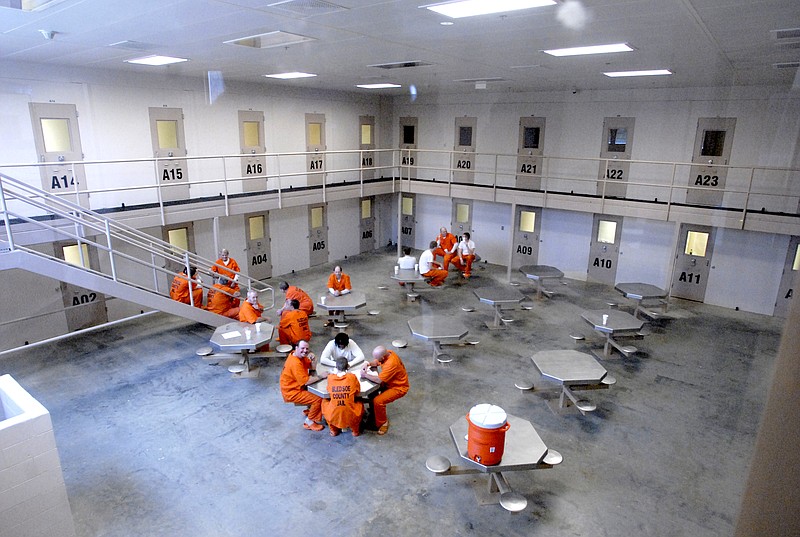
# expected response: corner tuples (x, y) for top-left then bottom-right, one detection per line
(264, 72), (317, 79)
(356, 83), (401, 89)
(422, 0), (555, 19)
(604, 69), (672, 77)
(542, 43), (633, 57)
(125, 55), (188, 66)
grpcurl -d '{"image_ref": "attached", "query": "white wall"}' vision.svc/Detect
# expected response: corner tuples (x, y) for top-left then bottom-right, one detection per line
(539, 209), (594, 280)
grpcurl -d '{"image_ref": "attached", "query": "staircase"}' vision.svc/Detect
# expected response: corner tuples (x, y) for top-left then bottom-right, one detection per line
(0, 173), (273, 329)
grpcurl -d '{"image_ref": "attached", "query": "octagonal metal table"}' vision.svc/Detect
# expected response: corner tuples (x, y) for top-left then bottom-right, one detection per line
(425, 414), (562, 513)
(531, 349), (614, 415)
(391, 268), (427, 301)
(615, 282), (668, 319)
(581, 309), (644, 357)
(408, 315), (469, 364)
(519, 265), (564, 299)
(210, 321), (275, 378)
(316, 290), (367, 325)
(473, 287), (526, 329)
(306, 362), (380, 399)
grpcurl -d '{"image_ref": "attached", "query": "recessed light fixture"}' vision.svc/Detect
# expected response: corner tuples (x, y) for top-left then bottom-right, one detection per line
(125, 55), (189, 66)
(604, 69), (672, 77)
(422, 0), (555, 19)
(440, 21), (454, 25)
(356, 83), (402, 89)
(264, 72), (317, 79)
(542, 43), (634, 57)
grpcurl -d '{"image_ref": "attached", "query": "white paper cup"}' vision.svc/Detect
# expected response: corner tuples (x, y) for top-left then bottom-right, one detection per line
(394, 266), (399, 274)
(255, 323), (261, 333)
(321, 296), (326, 305)
(602, 314), (608, 325)
(245, 329), (252, 339)
(414, 264), (419, 272)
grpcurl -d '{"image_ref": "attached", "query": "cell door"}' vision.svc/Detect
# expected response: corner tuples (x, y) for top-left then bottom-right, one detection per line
(687, 118), (736, 206)
(516, 117), (545, 190)
(149, 107), (189, 202)
(162, 223), (196, 290)
(359, 197), (375, 252)
(512, 206), (542, 268)
(306, 113), (326, 187)
(56, 241), (108, 331)
(245, 212), (271, 281)
(774, 236), (799, 317)
(29, 103), (88, 207)
(671, 224), (716, 302)
(239, 110), (266, 193)
(587, 214), (623, 285)
(309, 204), (329, 266)
(598, 117), (635, 199)
(400, 194), (415, 248)
(451, 199), (473, 240)
(359, 115), (376, 181)
(452, 116), (477, 184)
(399, 117), (418, 174)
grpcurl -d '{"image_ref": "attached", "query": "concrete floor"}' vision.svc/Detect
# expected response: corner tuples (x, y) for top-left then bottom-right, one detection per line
(1, 248), (784, 537)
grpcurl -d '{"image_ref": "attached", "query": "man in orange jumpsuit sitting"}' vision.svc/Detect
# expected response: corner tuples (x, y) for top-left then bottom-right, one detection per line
(278, 299), (312, 346)
(280, 340), (324, 432)
(451, 231), (477, 279)
(277, 281), (315, 317)
(239, 289), (268, 324)
(170, 266), (204, 308)
(360, 345), (410, 435)
(205, 276), (240, 319)
(322, 357), (364, 437)
(210, 248), (241, 289)
(324, 265), (352, 327)
(418, 241), (448, 287)
(432, 226), (458, 270)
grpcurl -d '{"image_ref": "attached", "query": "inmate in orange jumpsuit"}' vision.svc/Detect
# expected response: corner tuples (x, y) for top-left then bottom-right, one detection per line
(210, 256), (241, 283)
(322, 372), (364, 435)
(278, 309), (312, 346)
(170, 272), (203, 308)
(239, 300), (264, 323)
(327, 273), (352, 293)
(372, 350), (410, 428)
(286, 285), (314, 316)
(280, 352), (322, 422)
(205, 283), (240, 318)
(433, 232), (458, 270)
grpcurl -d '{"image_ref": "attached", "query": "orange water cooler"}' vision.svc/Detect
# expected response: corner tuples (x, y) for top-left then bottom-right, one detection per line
(466, 403), (510, 465)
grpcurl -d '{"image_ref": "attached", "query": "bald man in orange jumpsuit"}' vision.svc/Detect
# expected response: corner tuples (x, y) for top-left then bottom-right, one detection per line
(322, 357), (364, 437)
(432, 226), (458, 270)
(205, 277), (240, 318)
(361, 346), (410, 435)
(239, 289), (267, 324)
(210, 248), (241, 289)
(278, 299), (312, 346)
(277, 281), (315, 317)
(280, 340), (324, 431)
(170, 266), (203, 308)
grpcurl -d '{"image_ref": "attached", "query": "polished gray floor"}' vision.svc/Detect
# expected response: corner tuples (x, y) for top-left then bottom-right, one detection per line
(1, 249), (784, 537)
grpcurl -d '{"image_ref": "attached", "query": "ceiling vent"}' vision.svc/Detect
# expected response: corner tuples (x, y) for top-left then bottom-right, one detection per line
(771, 28), (800, 42)
(774, 62), (800, 69)
(368, 61), (433, 70)
(108, 41), (157, 52)
(224, 31), (315, 49)
(267, 0), (347, 18)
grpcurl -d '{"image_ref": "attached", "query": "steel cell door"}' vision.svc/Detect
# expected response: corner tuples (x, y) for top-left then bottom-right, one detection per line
(451, 199), (473, 241)
(399, 117), (418, 177)
(516, 117), (545, 190)
(587, 214), (623, 285)
(239, 110), (266, 193)
(452, 116), (477, 184)
(400, 193), (415, 248)
(245, 212), (271, 281)
(512, 206), (541, 268)
(597, 117), (635, 199)
(149, 107), (189, 202)
(360, 115), (376, 181)
(687, 118), (736, 206)
(56, 241), (108, 331)
(671, 224), (716, 302)
(309, 204), (329, 266)
(359, 197), (375, 252)
(162, 223), (196, 290)
(774, 236), (799, 317)
(306, 113), (326, 187)
(29, 102), (88, 207)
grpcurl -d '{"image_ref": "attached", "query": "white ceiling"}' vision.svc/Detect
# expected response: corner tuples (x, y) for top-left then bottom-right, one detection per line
(0, 0), (798, 96)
